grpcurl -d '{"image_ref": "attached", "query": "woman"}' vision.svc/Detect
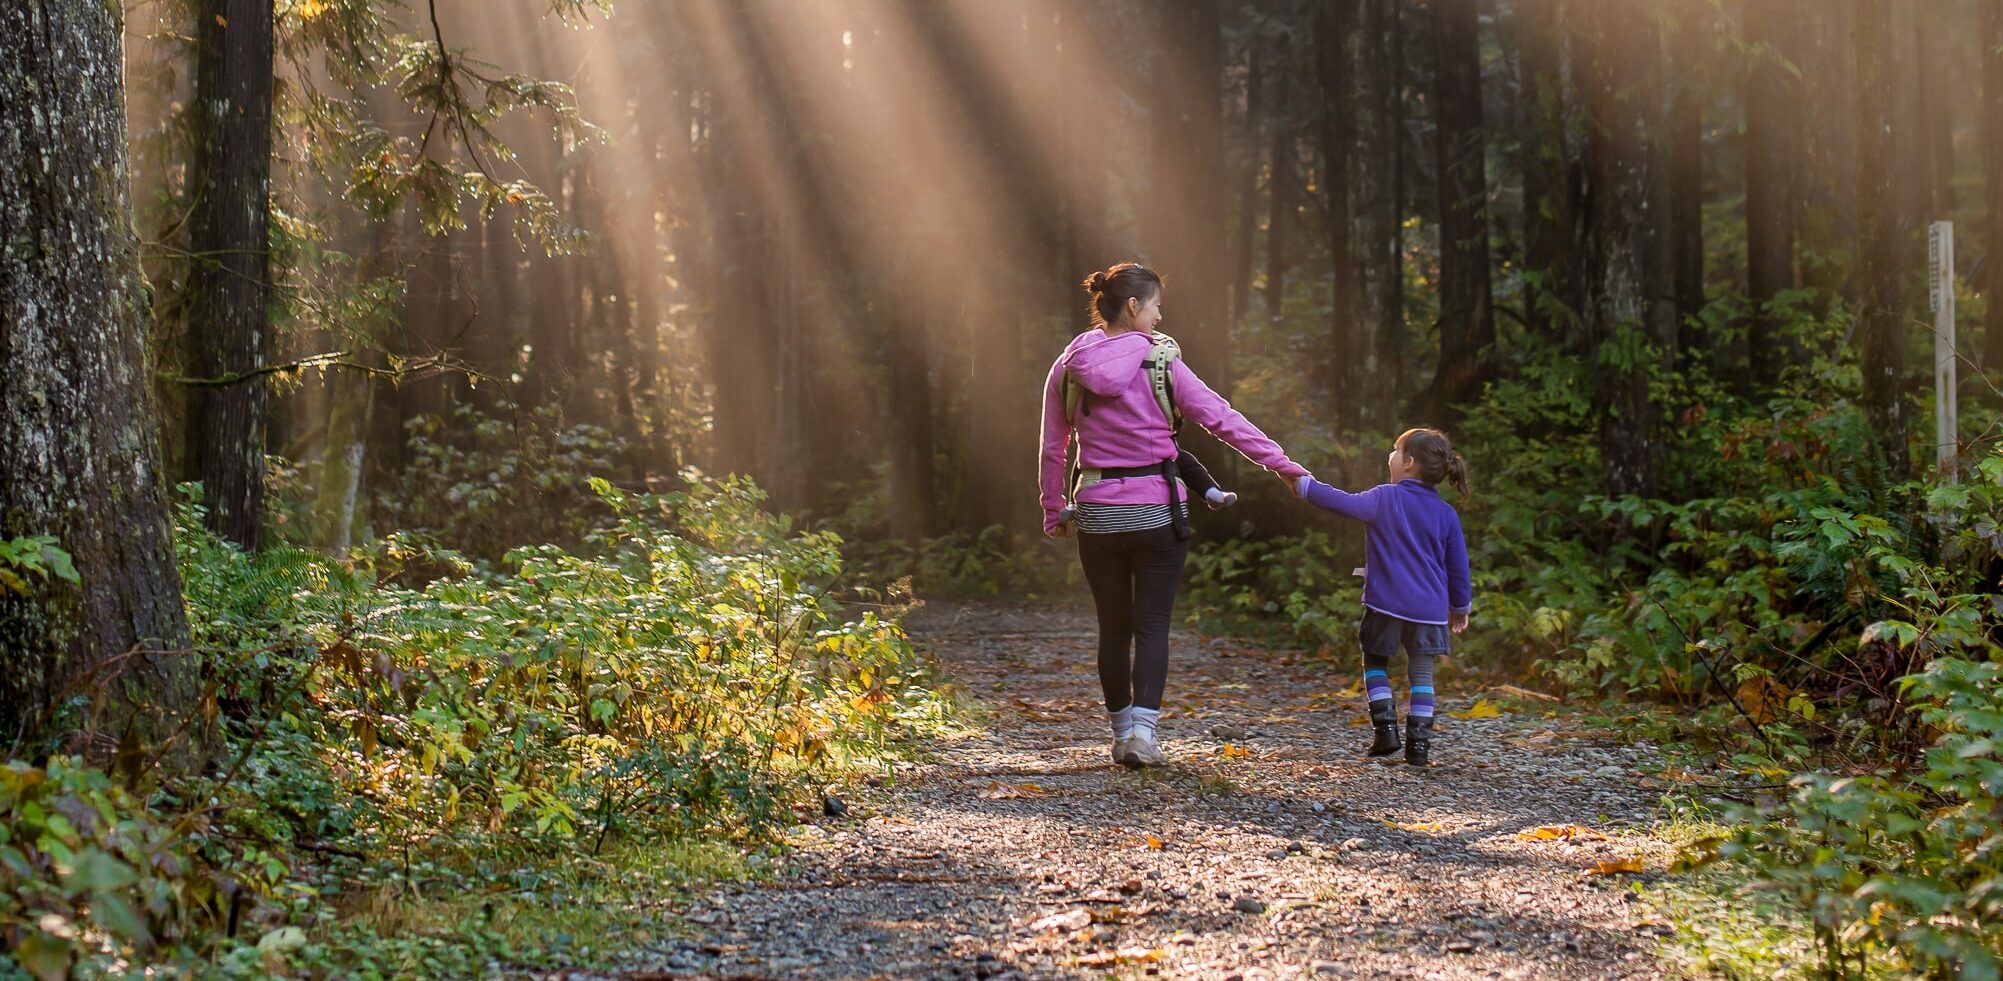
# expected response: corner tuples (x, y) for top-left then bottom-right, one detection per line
(1039, 262), (1307, 767)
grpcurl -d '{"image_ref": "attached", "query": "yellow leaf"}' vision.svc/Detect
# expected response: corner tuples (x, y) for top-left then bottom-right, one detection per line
(1516, 824), (1609, 842)
(1736, 675), (1788, 725)
(297, 0), (329, 19)
(1217, 743), (1252, 759)
(1449, 698), (1503, 719)
(979, 781), (1046, 800)
(1387, 819), (1444, 832)
(1143, 833), (1165, 849)
(1589, 855), (1646, 875)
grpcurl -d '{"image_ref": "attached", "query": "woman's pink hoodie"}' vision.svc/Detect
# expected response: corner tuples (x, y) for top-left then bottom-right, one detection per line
(1038, 328), (1306, 534)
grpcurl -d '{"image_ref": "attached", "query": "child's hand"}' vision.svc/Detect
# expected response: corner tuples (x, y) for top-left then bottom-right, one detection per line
(1449, 612), (1469, 635)
(1282, 472), (1309, 498)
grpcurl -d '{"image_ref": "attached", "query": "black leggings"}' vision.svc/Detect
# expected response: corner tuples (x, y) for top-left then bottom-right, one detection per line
(1078, 524), (1189, 712)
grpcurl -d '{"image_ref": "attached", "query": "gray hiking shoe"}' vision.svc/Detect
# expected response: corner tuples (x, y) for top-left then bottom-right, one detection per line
(1123, 730), (1166, 767)
(1111, 737), (1133, 764)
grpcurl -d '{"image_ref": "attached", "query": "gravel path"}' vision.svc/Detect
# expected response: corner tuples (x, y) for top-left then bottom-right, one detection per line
(623, 601), (1675, 980)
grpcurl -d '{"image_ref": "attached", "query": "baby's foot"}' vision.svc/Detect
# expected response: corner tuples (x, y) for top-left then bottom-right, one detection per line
(1204, 487), (1238, 510)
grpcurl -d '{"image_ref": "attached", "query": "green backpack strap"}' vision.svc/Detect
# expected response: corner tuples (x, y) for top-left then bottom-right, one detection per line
(1146, 331), (1183, 436)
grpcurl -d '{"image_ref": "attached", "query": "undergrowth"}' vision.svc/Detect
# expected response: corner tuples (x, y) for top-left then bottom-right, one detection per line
(2, 472), (953, 978)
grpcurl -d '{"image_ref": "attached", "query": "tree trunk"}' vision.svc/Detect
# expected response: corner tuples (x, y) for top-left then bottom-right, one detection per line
(1317, 0), (1359, 427)
(1429, 0), (1494, 414)
(1664, 0), (1706, 364)
(1852, 0), (1908, 478)
(1263, 38), (1293, 325)
(186, 0), (275, 551)
(1148, 0), (1231, 396)
(1, 0), (199, 749)
(1231, 43), (1265, 328)
(1576, 0), (1667, 499)
(1744, 0), (1799, 391)
(1347, 0), (1401, 431)
(1514, 0), (1585, 341)
(1985, 0), (2003, 374)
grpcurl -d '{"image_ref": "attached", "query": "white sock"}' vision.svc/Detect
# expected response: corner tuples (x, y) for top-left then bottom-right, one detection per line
(1131, 707), (1161, 740)
(1109, 706), (1134, 740)
(1205, 487), (1229, 504)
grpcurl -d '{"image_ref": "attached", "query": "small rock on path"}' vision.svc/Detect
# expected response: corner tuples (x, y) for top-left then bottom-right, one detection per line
(617, 602), (1675, 980)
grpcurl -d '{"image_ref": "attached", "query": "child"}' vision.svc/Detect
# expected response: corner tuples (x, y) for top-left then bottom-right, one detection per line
(1294, 429), (1471, 766)
(1058, 448), (1237, 525)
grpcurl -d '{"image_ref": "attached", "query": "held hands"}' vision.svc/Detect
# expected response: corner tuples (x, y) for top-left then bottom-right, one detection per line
(1449, 612), (1469, 635)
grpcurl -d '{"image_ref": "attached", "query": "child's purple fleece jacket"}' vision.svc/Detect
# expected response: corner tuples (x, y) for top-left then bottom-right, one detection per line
(1295, 476), (1472, 626)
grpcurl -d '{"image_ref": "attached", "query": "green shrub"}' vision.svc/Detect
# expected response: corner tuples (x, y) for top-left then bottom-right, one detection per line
(5, 471), (950, 976)
(1691, 657), (2003, 978)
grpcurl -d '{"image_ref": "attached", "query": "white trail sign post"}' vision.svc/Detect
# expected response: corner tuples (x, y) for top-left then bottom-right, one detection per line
(1929, 220), (1958, 482)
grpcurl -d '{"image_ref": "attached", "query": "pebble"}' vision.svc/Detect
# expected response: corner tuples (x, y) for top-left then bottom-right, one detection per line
(610, 603), (1672, 981)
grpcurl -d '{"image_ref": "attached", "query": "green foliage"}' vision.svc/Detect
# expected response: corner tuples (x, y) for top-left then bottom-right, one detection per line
(6, 472), (949, 976)
(1682, 659), (2003, 978)
(0, 537), (78, 597)
(0, 758), (242, 980)
(375, 404), (627, 559)
(846, 526), (1083, 602)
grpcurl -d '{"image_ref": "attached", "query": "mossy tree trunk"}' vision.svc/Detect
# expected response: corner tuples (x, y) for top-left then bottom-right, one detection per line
(1, 0), (200, 751)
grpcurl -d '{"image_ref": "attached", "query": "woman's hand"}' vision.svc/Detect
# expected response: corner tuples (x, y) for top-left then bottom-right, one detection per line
(1280, 471), (1307, 497)
(1048, 521), (1072, 539)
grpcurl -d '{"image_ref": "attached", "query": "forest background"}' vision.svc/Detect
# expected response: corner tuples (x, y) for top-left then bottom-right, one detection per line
(3, 0), (2003, 975)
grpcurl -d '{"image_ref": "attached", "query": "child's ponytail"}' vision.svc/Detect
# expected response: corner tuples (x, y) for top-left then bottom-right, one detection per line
(1396, 427), (1470, 500)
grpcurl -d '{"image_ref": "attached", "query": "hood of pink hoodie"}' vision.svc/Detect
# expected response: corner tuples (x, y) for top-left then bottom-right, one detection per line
(1059, 329), (1153, 398)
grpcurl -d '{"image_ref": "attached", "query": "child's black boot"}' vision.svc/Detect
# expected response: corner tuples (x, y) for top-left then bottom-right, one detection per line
(1404, 715), (1434, 767)
(1367, 698), (1402, 757)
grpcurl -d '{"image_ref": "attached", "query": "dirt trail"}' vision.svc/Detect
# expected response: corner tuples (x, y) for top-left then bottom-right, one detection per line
(624, 602), (1675, 980)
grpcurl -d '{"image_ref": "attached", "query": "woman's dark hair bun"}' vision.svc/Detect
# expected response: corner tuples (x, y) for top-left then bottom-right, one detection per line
(1080, 262), (1163, 328)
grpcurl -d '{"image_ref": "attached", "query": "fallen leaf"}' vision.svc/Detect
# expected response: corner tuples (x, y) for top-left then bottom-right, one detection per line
(1140, 833), (1165, 850)
(1449, 698), (1503, 719)
(1736, 675), (1789, 725)
(1387, 819), (1444, 832)
(1589, 855), (1646, 875)
(1028, 908), (1093, 933)
(1217, 743), (1252, 759)
(1074, 947), (1164, 967)
(980, 781), (1047, 799)
(1516, 824), (1609, 842)
(1491, 683), (1561, 703)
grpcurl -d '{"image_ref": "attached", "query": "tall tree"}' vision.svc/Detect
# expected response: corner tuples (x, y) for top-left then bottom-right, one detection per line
(2, 0), (200, 747)
(1743, 0), (1799, 390)
(185, 0), (276, 550)
(1984, 0), (2003, 374)
(1511, 0), (1585, 339)
(1576, 0), (1669, 498)
(1852, 0), (1907, 477)
(1148, 0), (1231, 396)
(1318, 0), (1401, 431)
(1428, 0), (1494, 413)
(1663, 0), (1706, 360)
(1262, 34), (1295, 324)
(1316, 0), (1359, 424)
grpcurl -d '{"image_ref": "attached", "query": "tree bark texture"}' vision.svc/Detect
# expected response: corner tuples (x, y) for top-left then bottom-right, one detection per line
(1851, 0), (1908, 478)
(1743, 0), (1798, 391)
(186, 0), (276, 551)
(1, 0), (200, 748)
(1576, 0), (1667, 499)
(1429, 0), (1494, 412)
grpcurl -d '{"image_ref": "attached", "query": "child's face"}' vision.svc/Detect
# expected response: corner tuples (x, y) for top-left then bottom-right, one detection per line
(1387, 442), (1418, 482)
